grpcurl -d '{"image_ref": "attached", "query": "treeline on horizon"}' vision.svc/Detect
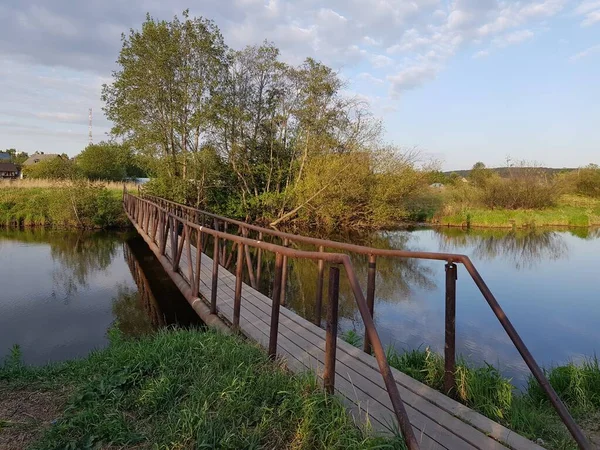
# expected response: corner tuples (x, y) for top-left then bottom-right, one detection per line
(3, 10), (600, 230)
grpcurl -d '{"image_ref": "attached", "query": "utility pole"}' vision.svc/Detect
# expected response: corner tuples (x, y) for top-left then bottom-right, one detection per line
(88, 108), (93, 145)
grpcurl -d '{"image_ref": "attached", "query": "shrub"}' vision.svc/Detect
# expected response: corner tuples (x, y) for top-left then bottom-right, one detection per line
(481, 169), (559, 209)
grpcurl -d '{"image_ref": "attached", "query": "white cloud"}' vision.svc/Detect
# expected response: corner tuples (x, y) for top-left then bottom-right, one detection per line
(387, 63), (438, 95)
(370, 54), (394, 68)
(357, 72), (384, 84)
(493, 29), (535, 47)
(569, 43), (600, 61)
(574, 1), (600, 26)
(473, 50), (490, 58)
(582, 10), (600, 25)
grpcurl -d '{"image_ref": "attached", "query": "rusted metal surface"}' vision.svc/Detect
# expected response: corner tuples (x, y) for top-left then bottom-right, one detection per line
(269, 253), (284, 359)
(444, 263), (457, 394)
(363, 254), (377, 354)
(315, 245), (325, 326)
(233, 240), (244, 330)
(125, 191), (592, 450)
(324, 265), (340, 395)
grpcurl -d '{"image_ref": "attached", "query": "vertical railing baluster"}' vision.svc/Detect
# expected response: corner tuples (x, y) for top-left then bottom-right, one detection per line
(444, 262), (457, 394)
(159, 212), (168, 256)
(242, 228), (257, 289)
(256, 232), (263, 285)
(314, 245), (325, 326)
(324, 265), (340, 394)
(211, 220), (220, 314)
(280, 238), (289, 305)
(268, 252), (284, 359)
(193, 229), (202, 298)
(233, 238), (244, 330)
(363, 254), (377, 354)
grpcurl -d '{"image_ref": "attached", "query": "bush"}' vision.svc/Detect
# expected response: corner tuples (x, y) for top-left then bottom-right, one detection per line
(562, 165), (600, 198)
(23, 157), (76, 180)
(481, 169), (559, 209)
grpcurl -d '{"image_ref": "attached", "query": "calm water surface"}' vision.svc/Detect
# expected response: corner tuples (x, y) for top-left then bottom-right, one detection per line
(0, 230), (200, 366)
(1, 227), (598, 385)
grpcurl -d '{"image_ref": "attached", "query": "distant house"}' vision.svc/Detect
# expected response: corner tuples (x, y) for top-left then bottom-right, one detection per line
(23, 153), (62, 166)
(0, 162), (19, 179)
(429, 182), (445, 189)
(0, 153), (10, 161)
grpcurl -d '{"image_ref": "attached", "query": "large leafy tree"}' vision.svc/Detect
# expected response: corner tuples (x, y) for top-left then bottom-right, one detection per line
(76, 142), (132, 181)
(102, 11), (228, 179)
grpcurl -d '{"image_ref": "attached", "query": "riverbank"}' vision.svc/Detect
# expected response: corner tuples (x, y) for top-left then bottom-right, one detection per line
(0, 329), (401, 450)
(431, 195), (600, 228)
(342, 331), (598, 449)
(0, 180), (134, 228)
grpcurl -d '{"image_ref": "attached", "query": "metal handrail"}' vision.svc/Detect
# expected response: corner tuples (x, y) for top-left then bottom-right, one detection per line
(128, 190), (591, 449)
(124, 191), (420, 449)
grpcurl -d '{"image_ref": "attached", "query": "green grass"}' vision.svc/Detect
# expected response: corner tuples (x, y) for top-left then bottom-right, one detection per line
(384, 346), (599, 449)
(0, 183), (128, 229)
(0, 329), (405, 450)
(434, 195), (600, 228)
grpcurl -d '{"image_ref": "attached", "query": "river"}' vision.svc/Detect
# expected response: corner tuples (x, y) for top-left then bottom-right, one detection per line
(1, 227), (598, 385)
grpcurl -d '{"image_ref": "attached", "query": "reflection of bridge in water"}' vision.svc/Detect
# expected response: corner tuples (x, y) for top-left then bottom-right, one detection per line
(123, 190), (591, 450)
(124, 241), (166, 329)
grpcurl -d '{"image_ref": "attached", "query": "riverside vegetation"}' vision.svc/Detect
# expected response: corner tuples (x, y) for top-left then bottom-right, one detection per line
(0, 180), (135, 229)
(4, 7), (600, 231)
(0, 328), (405, 450)
(341, 330), (600, 450)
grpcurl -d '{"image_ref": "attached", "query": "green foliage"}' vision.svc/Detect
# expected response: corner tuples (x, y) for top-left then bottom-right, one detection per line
(23, 157), (76, 180)
(1, 329), (403, 449)
(0, 184), (127, 228)
(561, 164), (600, 198)
(341, 330), (363, 348)
(76, 142), (133, 181)
(385, 346), (599, 449)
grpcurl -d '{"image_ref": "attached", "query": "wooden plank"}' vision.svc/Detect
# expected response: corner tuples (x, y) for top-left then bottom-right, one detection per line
(175, 243), (491, 449)
(161, 231), (542, 450)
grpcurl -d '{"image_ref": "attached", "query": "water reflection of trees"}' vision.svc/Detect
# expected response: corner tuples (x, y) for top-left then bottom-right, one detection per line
(0, 229), (123, 301)
(253, 231), (436, 324)
(434, 228), (568, 269)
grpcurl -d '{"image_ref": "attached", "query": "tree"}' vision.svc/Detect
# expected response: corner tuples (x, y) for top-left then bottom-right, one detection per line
(3, 148), (29, 166)
(469, 162), (492, 187)
(76, 142), (131, 181)
(102, 11), (228, 179)
(23, 157), (76, 179)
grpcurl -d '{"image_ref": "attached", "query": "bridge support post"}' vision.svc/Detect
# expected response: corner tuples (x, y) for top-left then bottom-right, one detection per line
(314, 245), (325, 326)
(324, 265), (340, 395)
(363, 254), (377, 354)
(211, 220), (220, 314)
(233, 240), (244, 330)
(268, 253), (284, 359)
(444, 262), (457, 394)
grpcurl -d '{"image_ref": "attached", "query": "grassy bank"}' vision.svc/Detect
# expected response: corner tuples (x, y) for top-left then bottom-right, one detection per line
(0, 180), (135, 229)
(432, 195), (600, 228)
(0, 329), (402, 450)
(340, 331), (599, 448)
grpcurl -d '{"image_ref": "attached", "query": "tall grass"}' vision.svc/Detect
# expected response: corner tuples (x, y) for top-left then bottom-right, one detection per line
(0, 178), (139, 191)
(0, 182), (129, 228)
(384, 346), (599, 449)
(1, 329), (404, 449)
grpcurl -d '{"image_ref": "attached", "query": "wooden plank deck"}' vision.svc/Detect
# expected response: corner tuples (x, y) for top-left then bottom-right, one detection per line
(130, 211), (543, 450)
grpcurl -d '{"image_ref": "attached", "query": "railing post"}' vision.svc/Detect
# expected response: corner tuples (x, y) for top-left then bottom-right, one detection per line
(211, 220), (220, 314)
(268, 253), (284, 359)
(256, 231), (263, 285)
(363, 254), (377, 354)
(280, 238), (289, 305)
(233, 238), (244, 330)
(192, 230), (202, 298)
(444, 262), (457, 394)
(314, 245), (325, 326)
(324, 265), (340, 394)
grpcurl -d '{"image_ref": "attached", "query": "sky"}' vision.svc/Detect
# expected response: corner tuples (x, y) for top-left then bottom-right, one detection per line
(0, 0), (598, 171)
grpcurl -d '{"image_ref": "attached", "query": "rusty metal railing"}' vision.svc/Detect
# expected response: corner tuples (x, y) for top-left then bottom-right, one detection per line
(127, 190), (592, 449)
